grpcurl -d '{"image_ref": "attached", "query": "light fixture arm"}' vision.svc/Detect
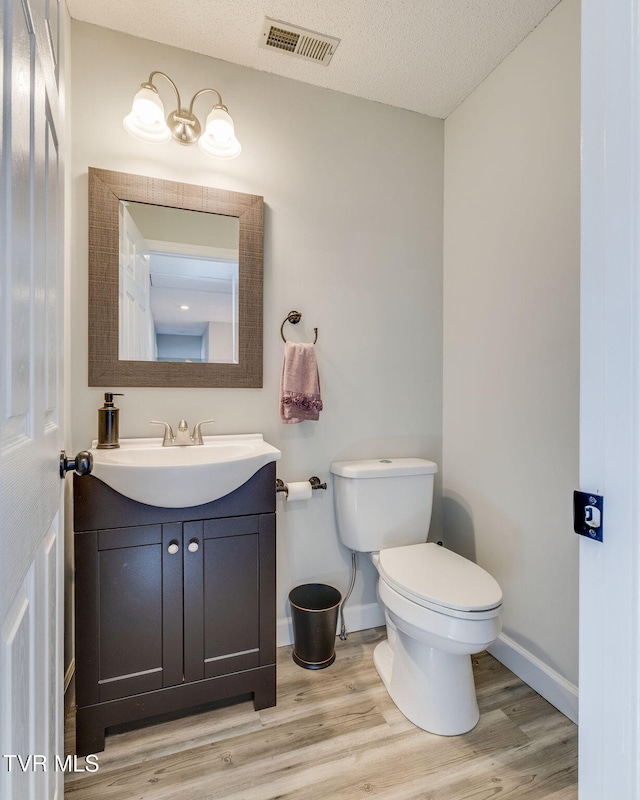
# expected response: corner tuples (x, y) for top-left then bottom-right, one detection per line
(188, 87), (226, 115)
(145, 70), (183, 110)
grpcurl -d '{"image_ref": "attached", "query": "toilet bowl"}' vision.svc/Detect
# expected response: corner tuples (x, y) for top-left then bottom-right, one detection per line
(372, 544), (501, 734)
(330, 458), (503, 736)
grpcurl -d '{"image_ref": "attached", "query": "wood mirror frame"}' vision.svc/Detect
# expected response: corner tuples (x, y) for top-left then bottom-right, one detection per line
(88, 167), (264, 388)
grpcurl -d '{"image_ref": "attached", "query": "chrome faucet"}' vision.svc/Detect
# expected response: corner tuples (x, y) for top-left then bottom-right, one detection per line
(150, 419), (215, 446)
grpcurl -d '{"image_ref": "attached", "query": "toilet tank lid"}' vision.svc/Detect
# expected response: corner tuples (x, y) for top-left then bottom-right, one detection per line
(330, 458), (438, 478)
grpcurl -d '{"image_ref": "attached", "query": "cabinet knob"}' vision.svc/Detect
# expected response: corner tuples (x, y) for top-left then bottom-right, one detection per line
(188, 540), (199, 553)
(167, 542), (179, 555)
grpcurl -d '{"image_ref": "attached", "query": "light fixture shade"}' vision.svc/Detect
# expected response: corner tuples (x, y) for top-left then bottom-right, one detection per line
(123, 86), (171, 143)
(198, 106), (242, 159)
(203, 107), (234, 142)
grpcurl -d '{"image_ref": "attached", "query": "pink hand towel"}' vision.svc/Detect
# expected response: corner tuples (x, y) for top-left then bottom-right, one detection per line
(280, 341), (323, 423)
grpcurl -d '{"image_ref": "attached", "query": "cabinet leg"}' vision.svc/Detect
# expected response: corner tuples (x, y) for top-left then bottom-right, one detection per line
(75, 708), (106, 757)
(253, 668), (276, 710)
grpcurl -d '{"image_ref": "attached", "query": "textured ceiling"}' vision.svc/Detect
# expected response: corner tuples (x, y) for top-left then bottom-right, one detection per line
(66, 0), (562, 119)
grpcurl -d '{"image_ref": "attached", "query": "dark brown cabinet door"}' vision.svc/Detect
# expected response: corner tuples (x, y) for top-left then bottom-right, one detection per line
(75, 524), (184, 705)
(183, 514), (275, 680)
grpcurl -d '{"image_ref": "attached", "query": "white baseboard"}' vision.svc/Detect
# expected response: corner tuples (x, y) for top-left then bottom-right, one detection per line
(277, 601), (385, 648)
(488, 633), (578, 724)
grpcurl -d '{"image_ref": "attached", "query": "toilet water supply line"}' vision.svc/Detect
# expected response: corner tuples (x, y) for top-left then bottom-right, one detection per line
(339, 551), (357, 641)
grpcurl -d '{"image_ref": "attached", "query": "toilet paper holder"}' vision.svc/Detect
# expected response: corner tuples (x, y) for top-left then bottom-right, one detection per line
(276, 477), (327, 496)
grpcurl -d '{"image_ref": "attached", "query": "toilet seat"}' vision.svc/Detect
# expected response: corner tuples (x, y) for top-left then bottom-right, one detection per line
(377, 543), (502, 620)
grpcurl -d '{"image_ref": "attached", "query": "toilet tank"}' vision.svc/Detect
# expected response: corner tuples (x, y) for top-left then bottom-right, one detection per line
(330, 458), (438, 552)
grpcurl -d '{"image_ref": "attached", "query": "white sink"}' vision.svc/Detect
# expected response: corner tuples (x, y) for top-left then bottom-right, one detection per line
(90, 434), (281, 508)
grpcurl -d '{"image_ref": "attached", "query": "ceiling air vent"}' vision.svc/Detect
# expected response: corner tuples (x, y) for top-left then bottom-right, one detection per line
(259, 18), (340, 66)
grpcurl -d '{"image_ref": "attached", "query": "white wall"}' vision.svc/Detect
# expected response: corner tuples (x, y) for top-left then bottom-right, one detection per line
(70, 23), (444, 648)
(443, 0), (580, 710)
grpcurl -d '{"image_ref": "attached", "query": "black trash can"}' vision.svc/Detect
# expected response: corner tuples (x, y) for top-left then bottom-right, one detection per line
(289, 583), (342, 670)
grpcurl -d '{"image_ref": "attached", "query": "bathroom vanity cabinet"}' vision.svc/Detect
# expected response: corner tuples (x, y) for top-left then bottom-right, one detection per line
(72, 463), (276, 756)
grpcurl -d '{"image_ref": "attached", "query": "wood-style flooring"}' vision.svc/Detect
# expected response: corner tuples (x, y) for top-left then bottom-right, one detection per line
(64, 628), (577, 800)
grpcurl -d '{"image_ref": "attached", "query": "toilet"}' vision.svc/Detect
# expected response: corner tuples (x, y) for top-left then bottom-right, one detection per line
(330, 457), (503, 736)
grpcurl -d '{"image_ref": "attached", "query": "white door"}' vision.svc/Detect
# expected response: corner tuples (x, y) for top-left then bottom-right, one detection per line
(579, 0), (640, 797)
(0, 1), (65, 798)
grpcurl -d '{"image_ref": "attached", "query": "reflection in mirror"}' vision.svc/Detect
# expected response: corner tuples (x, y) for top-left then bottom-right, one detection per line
(119, 202), (240, 364)
(88, 168), (264, 388)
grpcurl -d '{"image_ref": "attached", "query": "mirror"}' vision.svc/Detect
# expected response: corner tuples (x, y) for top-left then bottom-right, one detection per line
(88, 168), (263, 388)
(119, 202), (240, 364)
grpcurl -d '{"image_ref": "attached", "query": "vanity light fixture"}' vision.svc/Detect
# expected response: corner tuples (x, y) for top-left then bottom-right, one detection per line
(123, 71), (241, 159)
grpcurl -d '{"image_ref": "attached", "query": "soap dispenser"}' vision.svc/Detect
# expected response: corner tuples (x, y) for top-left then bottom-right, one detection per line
(97, 392), (124, 449)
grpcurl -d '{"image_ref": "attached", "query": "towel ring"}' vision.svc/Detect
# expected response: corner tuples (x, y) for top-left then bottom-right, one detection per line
(280, 310), (318, 344)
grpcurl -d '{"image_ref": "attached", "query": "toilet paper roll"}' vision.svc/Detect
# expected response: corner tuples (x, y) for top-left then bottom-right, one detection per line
(286, 481), (313, 502)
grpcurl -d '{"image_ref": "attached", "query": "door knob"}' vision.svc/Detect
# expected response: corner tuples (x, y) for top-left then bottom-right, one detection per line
(188, 540), (199, 553)
(167, 542), (179, 555)
(59, 450), (93, 478)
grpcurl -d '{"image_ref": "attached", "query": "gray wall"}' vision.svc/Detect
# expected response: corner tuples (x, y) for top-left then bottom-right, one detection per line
(69, 22), (444, 651)
(442, 0), (580, 687)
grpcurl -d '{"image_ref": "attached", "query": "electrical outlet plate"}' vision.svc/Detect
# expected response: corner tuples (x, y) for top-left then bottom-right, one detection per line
(573, 490), (604, 542)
